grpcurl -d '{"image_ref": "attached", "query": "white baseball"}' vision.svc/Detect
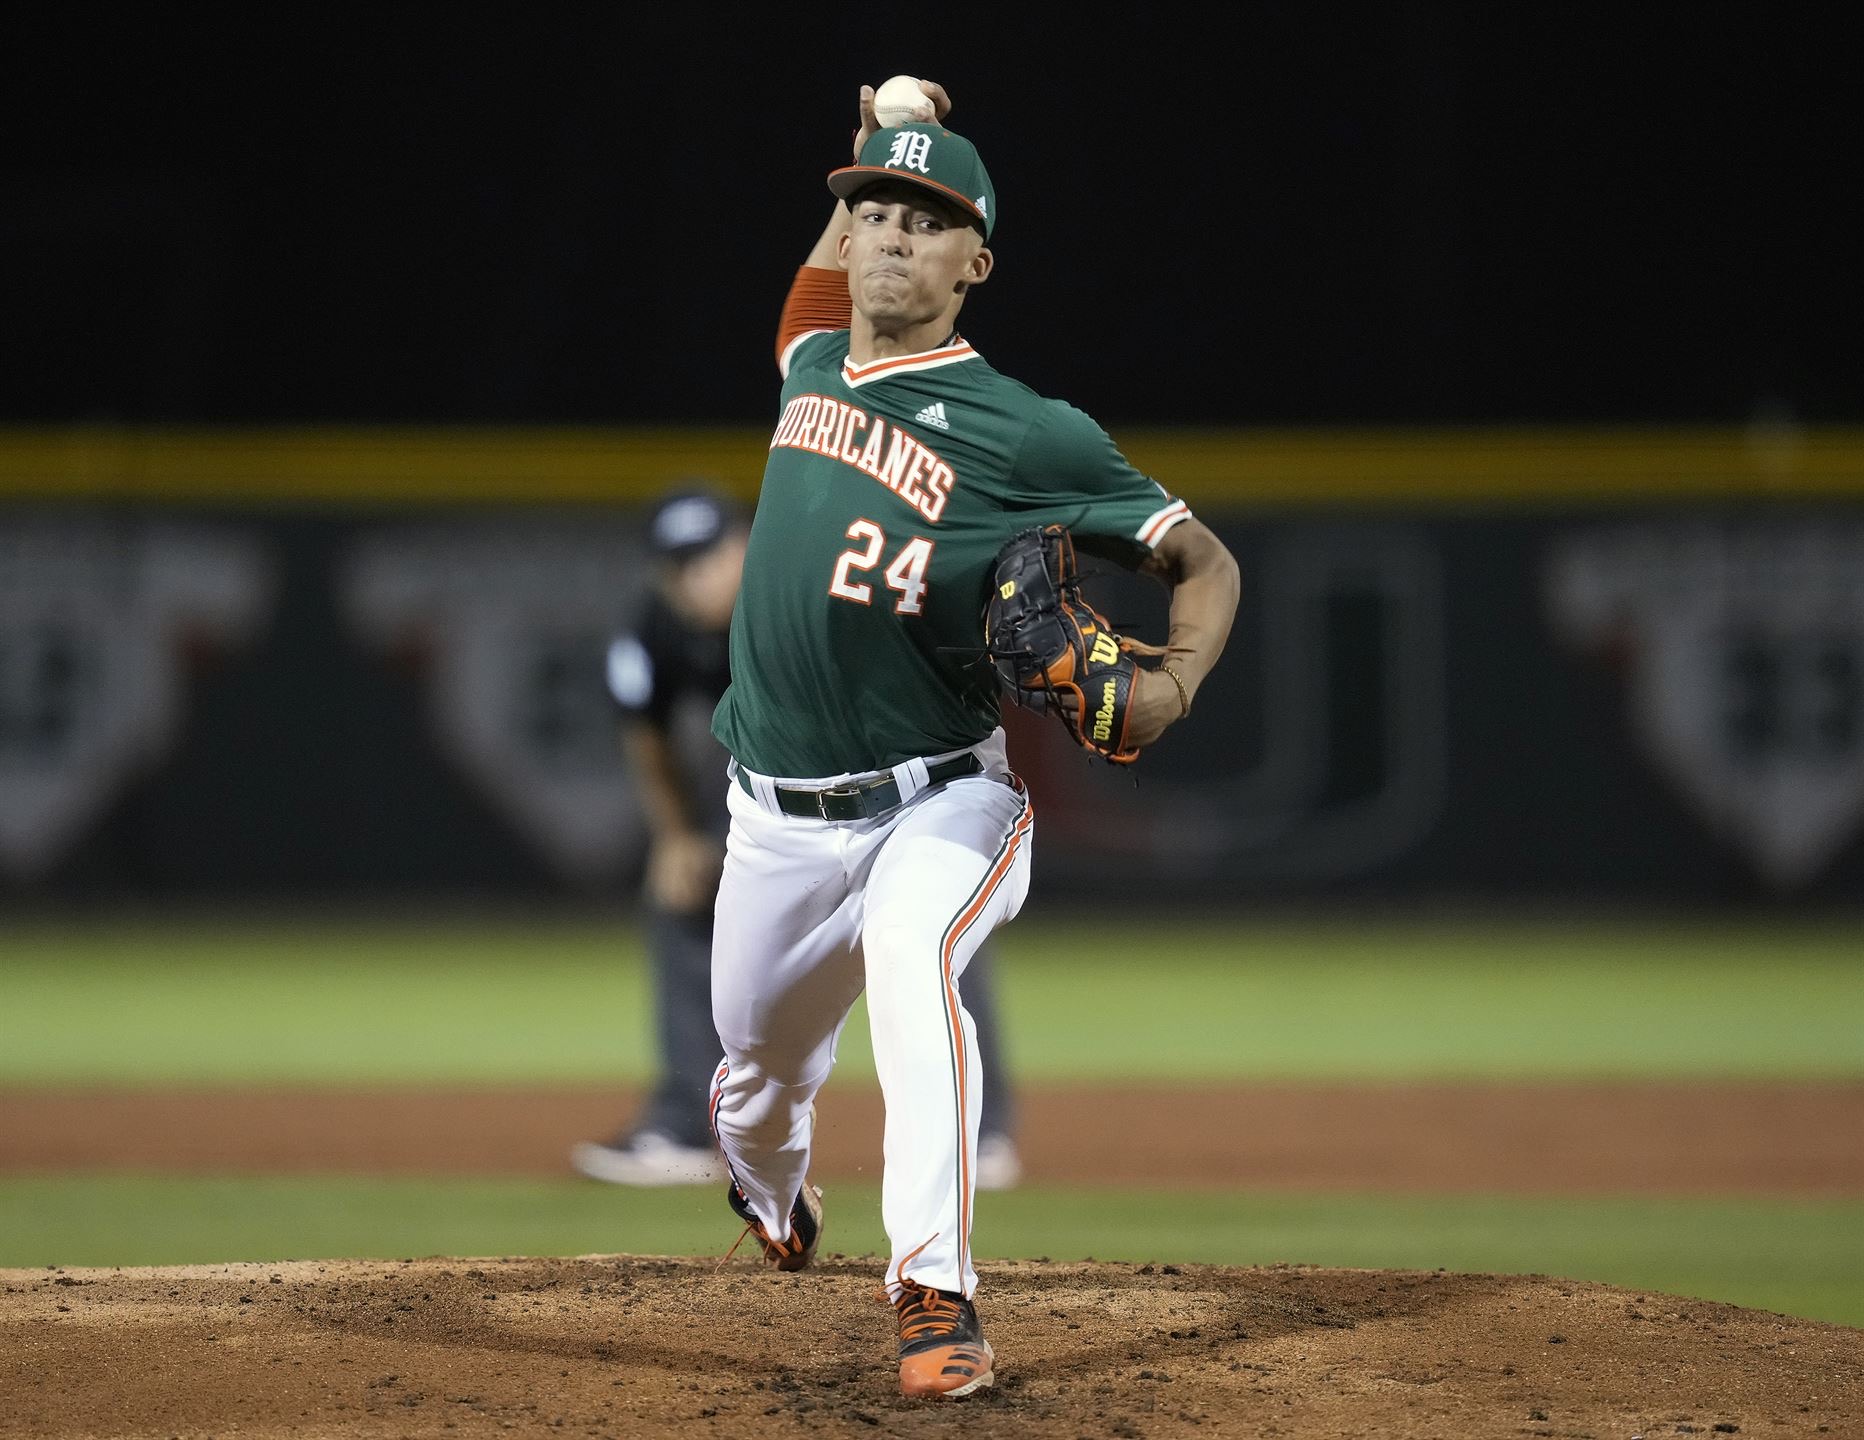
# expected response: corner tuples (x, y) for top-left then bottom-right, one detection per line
(873, 74), (935, 128)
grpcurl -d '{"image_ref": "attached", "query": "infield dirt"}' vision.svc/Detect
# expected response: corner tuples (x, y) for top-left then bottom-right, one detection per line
(4, 1254), (1861, 1438)
(5, 1080), (1862, 1437)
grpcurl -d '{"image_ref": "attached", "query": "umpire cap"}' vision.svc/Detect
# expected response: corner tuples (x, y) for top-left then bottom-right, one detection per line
(647, 485), (745, 563)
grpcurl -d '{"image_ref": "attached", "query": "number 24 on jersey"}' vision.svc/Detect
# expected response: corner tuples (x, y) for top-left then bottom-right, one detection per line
(829, 520), (935, 615)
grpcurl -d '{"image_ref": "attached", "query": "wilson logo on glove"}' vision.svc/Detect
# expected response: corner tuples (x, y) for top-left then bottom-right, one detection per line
(1092, 681), (1119, 742)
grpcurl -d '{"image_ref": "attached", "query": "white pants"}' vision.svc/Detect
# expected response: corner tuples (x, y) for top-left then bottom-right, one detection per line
(708, 729), (1032, 1300)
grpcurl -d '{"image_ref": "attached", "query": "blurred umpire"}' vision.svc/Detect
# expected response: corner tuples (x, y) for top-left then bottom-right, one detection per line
(571, 483), (1023, 1188)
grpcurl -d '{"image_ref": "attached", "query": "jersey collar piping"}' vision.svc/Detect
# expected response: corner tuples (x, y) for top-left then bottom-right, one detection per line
(841, 337), (979, 389)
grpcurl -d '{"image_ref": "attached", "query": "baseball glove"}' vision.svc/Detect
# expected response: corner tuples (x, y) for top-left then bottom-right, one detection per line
(981, 523), (1168, 764)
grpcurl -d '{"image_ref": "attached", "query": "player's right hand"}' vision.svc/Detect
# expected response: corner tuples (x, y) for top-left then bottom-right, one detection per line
(854, 79), (952, 161)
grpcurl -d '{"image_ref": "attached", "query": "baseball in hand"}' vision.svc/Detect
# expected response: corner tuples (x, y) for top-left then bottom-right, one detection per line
(873, 75), (935, 128)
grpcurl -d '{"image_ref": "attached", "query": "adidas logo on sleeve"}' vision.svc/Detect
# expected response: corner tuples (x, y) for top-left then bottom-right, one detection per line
(913, 402), (951, 431)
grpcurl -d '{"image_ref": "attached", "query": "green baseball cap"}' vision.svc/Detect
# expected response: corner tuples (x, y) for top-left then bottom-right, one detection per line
(827, 123), (996, 239)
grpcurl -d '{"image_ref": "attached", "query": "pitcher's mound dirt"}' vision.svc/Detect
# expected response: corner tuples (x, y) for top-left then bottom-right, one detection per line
(4, 1255), (1858, 1438)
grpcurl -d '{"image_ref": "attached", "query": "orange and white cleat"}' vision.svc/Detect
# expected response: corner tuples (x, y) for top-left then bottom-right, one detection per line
(894, 1281), (995, 1397)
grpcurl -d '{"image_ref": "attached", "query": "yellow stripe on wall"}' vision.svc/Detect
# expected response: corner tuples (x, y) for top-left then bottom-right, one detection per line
(1, 425), (1861, 505)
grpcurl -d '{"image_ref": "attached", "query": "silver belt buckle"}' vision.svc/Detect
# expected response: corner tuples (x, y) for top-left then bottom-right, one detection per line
(816, 782), (865, 820)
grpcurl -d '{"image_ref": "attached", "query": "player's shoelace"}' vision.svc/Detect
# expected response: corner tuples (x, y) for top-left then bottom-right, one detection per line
(895, 1283), (970, 1347)
(724, 1221), (810, 1267)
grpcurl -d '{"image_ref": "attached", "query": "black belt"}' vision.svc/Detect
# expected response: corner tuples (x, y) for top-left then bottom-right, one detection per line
(737, 753), (984, 821)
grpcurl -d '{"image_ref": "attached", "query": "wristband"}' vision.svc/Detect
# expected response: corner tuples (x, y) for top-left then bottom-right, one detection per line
(1159, 662), (1191, 718)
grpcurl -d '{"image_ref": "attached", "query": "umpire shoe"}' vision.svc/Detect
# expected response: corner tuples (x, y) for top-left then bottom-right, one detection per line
(725, 1177), (823, 1272)
(975, 1132), (1023, 1192)
(895, 1281), (995, 1398)
(569, 1130), (725, 1187)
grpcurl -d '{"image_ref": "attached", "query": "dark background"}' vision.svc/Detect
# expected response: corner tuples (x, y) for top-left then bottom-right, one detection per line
(5, 9), (1861, 912)
(3, 7), (1853, 428)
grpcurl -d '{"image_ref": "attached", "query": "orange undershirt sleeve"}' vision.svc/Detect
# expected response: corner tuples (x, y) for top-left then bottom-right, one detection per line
(776, 266), (852, 370)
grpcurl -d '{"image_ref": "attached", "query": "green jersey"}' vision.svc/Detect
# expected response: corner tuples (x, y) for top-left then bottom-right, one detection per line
(712, 330), (1192, 778)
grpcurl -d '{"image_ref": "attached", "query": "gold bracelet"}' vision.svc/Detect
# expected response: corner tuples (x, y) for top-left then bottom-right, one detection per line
(1159, 662), (1191, 718)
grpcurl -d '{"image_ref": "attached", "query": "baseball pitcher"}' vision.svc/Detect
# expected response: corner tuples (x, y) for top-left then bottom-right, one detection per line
(706, 78), (1240, 1398)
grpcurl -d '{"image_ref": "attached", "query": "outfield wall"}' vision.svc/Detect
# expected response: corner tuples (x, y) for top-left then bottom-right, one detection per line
(3, 427), (1861, 907)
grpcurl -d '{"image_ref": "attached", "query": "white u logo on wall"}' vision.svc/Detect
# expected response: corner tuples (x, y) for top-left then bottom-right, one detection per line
(1545, 519), (1864, 890)
(338, 518), (655, 888)
(0, 520), (275, 881)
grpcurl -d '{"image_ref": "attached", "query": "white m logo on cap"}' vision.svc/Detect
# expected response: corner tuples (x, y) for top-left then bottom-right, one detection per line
(886, 131), (933, 173)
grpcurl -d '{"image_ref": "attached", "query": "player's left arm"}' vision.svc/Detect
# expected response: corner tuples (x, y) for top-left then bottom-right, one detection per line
(1008, 402), (1241, 750)
(1127, 516), (1241, 747)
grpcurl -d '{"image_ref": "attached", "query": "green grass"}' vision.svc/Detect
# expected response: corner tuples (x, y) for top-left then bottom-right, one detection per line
(4, 917), (1857, 1333)
(2, 1176), (1857, 1329)
(2, 914), (1860, 1084)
